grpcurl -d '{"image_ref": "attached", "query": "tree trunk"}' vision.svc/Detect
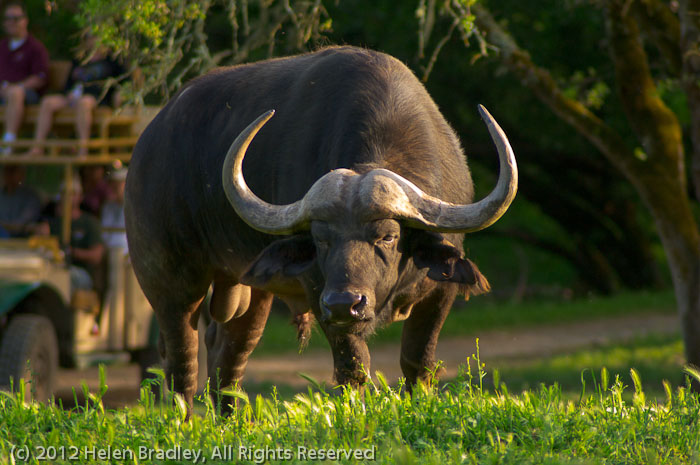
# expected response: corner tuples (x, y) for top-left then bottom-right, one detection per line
(637, 178), (700, 384)
(472, 2), (700, 385)
(605, 0), (700, 380)
(680, 0), (700, 203)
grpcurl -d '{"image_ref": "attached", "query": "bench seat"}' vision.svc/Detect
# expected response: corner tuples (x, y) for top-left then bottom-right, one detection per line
(0, 60), (140, 157)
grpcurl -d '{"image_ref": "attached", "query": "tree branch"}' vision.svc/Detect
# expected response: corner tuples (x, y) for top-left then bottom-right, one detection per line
(81, 0), (329, 102)
(472, 4), (643, 180)
(630, 0), (682, 76)
(679, 0), (700, 201)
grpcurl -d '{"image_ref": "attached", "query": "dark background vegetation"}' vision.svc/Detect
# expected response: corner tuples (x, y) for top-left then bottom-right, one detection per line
(325, 0), (674, 299)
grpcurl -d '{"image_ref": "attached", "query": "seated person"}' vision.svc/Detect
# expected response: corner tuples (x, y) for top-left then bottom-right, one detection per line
(0, 164), (41, 237)
(35, 178), (104, 290)
(0, 0), (49, 155)
(28, 35), (123, 157)
(101, 167), (127, 250)
(79, 164), (111, 216)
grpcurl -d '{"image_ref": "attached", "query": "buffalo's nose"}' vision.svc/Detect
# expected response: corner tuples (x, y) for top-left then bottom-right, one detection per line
(321, 291), (367, 323)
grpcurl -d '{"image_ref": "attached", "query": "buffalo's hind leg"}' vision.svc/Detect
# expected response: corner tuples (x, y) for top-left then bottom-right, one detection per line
(205, 287), (273, 411)
(400, 283), (457, 392)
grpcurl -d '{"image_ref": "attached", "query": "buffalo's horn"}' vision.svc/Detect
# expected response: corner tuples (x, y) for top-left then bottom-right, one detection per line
(368, 104), (518, 233)
(223, 110), (355, 234)
(223, 106), (517, 235)
(222, 110), (304, 234)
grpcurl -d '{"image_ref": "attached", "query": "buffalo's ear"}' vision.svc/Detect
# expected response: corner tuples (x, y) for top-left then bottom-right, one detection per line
(240, 235), (316, 292)
(410, 232), (490, 299)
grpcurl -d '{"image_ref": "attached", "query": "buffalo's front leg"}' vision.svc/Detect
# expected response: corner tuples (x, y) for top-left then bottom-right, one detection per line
(400, 283), (457, 390)
(206, 288), (273, 403)
(154, 297), (203, 411)
(325, 332), (371, 387)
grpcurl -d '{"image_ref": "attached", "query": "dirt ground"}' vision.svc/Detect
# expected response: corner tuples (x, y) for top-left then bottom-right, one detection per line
(55, 312), (679, 408)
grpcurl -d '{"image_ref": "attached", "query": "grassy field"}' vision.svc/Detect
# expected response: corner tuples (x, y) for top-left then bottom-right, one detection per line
(1, 352), (698, 464)
(486, 334), (685, 399)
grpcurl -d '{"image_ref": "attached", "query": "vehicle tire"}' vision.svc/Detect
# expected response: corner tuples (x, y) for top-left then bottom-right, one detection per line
(0, 314), (59, 402)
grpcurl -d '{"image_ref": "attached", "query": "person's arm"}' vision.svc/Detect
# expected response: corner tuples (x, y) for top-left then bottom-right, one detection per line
(21, 39), (50, 91)
(15, 74), (45, 91)
(0, 191), (42, 235)
(0, 221), (25, 235)
(24, 220), (50, 236)
(70, 215), (105, 265)
(70, 242), (104, 265)
(0, 221), (30, 235)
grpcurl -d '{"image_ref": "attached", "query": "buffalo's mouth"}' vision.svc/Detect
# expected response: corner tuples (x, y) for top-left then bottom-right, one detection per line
(326, 319), (371, 329)
(322, 315), (376, 339)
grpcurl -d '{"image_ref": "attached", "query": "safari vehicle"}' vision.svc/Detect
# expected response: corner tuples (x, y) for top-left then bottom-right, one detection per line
(0, 155), (158, 401)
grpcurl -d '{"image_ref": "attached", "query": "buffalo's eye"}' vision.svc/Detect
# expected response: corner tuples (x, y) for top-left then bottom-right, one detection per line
(376, 235), (397, 246)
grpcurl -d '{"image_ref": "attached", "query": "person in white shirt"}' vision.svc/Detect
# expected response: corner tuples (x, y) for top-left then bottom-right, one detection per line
(101, 167), (127, 251)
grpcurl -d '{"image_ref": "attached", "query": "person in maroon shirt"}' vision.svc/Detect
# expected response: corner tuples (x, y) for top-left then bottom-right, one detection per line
(0, 1), (49, 154)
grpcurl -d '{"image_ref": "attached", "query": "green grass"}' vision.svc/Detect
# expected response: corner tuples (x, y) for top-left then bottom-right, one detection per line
(239, 330), (689, 409)
(255, 289), (676, 355)
(485, 334), (685, 400)
(1, 356), (699, 464)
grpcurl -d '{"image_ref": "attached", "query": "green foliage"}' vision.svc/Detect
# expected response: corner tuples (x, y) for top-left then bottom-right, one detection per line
(22, 1), (80, 59)
(416, 0), (480, 81)
(562, 69), (611, 110)
(1, 358), (699, 464)
(325, 0), (667, 295)
(77, 0), (331, 104)
(430, 0), (665, 293)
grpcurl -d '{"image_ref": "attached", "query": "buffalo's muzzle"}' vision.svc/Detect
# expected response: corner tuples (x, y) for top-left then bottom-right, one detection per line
(321, 291), (368, 325)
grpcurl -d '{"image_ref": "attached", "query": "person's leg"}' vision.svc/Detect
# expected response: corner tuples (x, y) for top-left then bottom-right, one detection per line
(75, 95), (96, 157)
(1, 84), (27, 154)
(29, 94), (69, 156)
(70, 265), (94, 290)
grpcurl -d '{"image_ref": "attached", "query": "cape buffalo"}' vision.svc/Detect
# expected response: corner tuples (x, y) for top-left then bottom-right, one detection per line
(125, 46), (517, 408)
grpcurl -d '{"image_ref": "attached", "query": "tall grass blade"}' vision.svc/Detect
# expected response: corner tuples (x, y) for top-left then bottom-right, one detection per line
(630, 368), (645, 408)
(297, 372), (324, 391)
(220, 387), (250, 405)
(662, 379), (673, 409)
(683, 365), (700, 385)
(600, 367), (609, 393)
